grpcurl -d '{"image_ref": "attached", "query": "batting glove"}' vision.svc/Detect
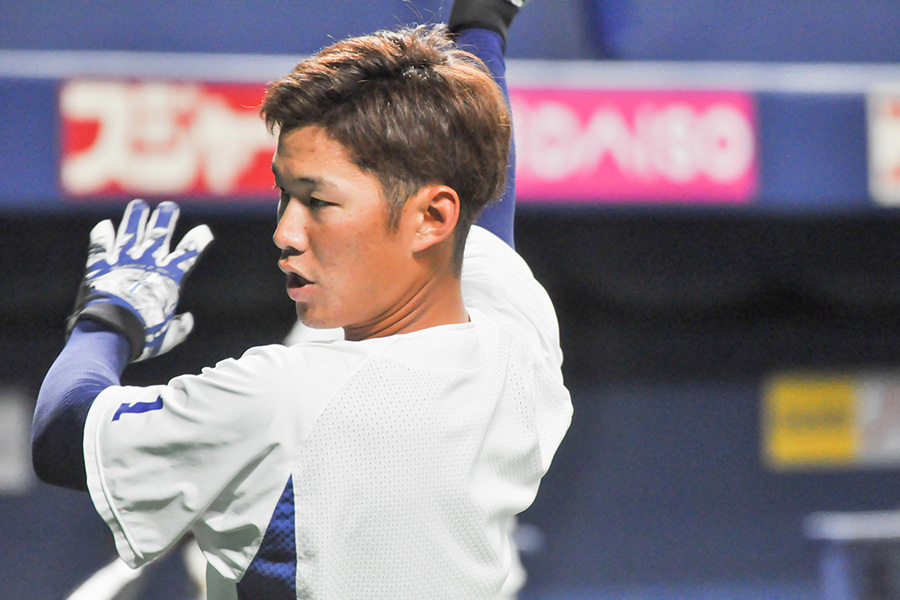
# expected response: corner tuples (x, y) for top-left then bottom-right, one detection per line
(68, 199), (214, 362)
(448, 0), (526, 44)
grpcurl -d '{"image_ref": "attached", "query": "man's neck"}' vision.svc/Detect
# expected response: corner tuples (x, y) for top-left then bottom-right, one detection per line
(343, 272), (467, 341)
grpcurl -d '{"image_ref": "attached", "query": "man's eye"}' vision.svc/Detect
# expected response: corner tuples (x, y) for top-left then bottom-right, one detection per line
(306, 197), (329, 208)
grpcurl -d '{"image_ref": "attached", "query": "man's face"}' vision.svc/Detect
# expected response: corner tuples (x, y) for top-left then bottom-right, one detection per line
(272, 125), (418, 337)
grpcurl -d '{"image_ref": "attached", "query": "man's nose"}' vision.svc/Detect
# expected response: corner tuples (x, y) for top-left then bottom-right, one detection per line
(273, 201), (308, 252)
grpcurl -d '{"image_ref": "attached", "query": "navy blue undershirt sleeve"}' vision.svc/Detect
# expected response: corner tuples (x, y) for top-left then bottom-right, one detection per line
(456, 27), (516, 248)
(32, 320), (131, 490)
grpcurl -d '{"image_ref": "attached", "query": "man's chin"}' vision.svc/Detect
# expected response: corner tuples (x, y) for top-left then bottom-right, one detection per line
(296, 306), (338, 330)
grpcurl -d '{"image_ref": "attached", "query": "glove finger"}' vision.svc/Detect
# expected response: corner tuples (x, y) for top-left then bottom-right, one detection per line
(138, 201), (180, 261)
(165, 224), (214, 272)
(159, 312), (195, 359)
(86, 219), (115, 270)
(114, 199), (149, 262)
(167, 312), (195, 345)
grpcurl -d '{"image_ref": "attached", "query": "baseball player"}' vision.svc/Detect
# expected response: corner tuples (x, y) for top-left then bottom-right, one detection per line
(33, 1), (572, 598)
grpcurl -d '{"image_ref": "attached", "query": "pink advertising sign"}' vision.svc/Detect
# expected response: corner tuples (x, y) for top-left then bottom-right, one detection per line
(510, 89), (757, 203)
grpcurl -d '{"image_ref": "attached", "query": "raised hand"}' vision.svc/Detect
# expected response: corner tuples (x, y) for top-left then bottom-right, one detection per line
(69, 199), (214, 362)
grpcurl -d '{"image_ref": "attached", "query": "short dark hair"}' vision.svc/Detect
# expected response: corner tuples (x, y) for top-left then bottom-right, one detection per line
(261, 24), (510, 268)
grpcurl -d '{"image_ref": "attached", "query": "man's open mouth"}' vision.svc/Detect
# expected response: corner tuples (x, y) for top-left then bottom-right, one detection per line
(287, 272), (311, 289)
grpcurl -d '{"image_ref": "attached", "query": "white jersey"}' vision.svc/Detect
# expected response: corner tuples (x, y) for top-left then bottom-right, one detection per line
(82, 226), (572, 599)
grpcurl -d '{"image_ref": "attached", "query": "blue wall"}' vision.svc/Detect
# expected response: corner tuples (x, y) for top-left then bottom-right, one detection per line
(0, 0), (597, 59)
(4, 0), (900, 61)
(587, 0), (900, 61)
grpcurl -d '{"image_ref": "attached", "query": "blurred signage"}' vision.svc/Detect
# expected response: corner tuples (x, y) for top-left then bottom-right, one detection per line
(60, 81), (757, 204)
(0, 388), (35, 495)
(510, 89), (757, 203)
(867, 86), (900, 206)
(60, 80), (274, 200)
(763, 372), (900, 470)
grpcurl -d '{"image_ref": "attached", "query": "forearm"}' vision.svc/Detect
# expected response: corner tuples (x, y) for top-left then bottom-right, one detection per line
(454, 25), (517, 247)
(32, 320), (130, 490)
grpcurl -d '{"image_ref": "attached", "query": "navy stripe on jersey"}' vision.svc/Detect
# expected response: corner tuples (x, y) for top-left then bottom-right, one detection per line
(237, 476), (297, 599)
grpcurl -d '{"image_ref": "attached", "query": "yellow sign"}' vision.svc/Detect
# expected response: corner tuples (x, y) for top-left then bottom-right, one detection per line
(763, 374), (858, 469)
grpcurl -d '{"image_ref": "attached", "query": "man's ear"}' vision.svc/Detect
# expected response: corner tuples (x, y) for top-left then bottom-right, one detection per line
(408, 184), (460, 254)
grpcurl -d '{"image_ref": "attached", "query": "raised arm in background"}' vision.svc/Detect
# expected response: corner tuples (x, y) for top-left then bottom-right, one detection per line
(450, 0), (522, 248)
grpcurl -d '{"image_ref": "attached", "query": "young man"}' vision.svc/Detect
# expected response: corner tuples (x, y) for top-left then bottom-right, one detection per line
(33, 2), (571, 598)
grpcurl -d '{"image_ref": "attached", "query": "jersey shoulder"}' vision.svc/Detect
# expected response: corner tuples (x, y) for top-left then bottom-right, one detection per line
(462, 226), (564, 378)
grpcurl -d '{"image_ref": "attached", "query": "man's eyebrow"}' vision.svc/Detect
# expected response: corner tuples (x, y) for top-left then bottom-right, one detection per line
(271, 165), (323, 189)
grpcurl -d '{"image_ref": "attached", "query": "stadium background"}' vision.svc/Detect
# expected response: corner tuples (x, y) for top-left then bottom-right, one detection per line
(4, 1), (900, 598)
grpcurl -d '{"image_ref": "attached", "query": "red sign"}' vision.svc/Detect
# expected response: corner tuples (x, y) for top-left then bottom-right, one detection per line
(867, 88), (900, 206)
(60, 81), (757, 204)
(511, 89), (757, 203)
(60, 81), (275, 200)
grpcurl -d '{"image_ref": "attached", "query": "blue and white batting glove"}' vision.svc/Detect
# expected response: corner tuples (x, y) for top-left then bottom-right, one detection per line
(68, 199), (214, 362)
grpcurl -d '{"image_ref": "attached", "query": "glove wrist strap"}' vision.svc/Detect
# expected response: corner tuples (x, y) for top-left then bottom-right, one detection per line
(69, 301), (144, 362)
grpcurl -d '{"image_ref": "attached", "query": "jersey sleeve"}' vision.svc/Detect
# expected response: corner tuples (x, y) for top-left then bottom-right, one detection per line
(461, 225), (564, 379)
(82, 346), (302, 579)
